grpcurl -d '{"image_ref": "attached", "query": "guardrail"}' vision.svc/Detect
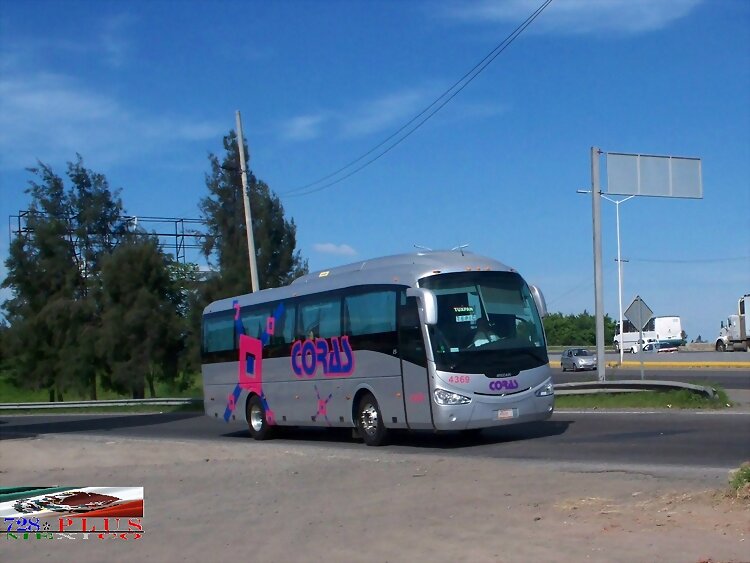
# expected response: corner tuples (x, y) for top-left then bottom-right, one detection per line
(0, 398), (202, 410)
(554, 380), (716, 399)
(0, 381), (717, 411)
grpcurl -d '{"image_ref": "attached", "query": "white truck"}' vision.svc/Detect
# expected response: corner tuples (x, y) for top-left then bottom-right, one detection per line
(614, 315), (684, 353)
(715, 294), (749, 352)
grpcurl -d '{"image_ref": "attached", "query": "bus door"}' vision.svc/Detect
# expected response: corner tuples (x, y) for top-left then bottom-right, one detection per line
(398, 295), (433, 429)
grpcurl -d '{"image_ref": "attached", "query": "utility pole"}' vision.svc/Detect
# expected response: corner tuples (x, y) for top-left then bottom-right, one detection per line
(591, 147), (606, 382)
(235, 110), (260, 293)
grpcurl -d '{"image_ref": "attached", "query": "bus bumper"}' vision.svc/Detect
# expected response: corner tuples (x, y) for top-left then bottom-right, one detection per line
(432, 379), (555, 431)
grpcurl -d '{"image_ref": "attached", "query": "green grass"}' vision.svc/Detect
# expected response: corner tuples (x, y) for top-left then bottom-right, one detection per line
(0, 371), (203, 403)
(729, 462), (750, 493)
(555, 386), (731, 409)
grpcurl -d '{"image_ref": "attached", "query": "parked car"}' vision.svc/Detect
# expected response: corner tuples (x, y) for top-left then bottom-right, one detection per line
(560, 348), (598, 371)
(626, 338), (656, 353)
(641, 342), (678, 353)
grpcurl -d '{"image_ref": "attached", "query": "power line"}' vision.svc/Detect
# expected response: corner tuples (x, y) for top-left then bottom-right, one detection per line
(280, 0), (554, 198)
(545, 261), (617, 310)
(628, 256), (750, 264)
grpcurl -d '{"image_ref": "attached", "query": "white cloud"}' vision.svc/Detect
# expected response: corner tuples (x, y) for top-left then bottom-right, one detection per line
(278, 90), (427, 142)
(281, 114), (328, 141)
(0, 67), (224, 170)
(313, 243), (358, 256)
(100, 13), (136, 68)
(445, 0), (703, 35)
(340, 89), (427, 138)
(279, 86), (506, 143)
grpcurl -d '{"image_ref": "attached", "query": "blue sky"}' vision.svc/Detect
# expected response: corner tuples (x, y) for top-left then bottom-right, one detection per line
(0, 0), (748, 342)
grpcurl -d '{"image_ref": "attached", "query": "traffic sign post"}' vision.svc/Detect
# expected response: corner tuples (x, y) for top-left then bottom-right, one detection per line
(624, 296), (654, 380)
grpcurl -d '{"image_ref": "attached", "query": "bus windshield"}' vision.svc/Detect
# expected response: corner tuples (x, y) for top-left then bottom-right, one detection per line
(419, 271), (548, 374)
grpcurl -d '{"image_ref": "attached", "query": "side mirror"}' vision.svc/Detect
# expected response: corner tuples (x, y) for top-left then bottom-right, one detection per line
(406, 288), (437, 325)
(529, 284), (548, 318)
(720, 321), (724, 328)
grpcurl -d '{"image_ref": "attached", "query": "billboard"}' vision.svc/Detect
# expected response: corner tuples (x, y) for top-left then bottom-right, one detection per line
(606, 152), (702, 199)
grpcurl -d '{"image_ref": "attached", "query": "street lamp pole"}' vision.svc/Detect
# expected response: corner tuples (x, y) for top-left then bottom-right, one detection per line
(603, 194), (634, 365)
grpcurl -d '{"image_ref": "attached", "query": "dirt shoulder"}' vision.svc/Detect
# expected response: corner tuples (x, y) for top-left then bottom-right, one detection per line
(1, 435), (747, 563)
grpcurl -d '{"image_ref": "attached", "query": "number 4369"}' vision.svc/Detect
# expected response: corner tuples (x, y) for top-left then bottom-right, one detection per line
(447, 375), (470, 384)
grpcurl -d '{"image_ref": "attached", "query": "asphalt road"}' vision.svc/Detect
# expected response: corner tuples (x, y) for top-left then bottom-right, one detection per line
(3, 407), (749, 471)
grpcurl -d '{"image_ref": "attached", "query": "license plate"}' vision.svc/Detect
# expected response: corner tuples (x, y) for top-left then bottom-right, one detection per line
(497, 408), (516, 420)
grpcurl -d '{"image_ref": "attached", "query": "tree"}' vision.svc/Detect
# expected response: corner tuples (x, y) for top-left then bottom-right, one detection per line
(98, 236), (183, 398)
(199, 131), (307, 300)
(2, 158), (124, 400)
(167, 261), (203, 377)
(1, 156), (189, 401)
(543, 311), (616, 346)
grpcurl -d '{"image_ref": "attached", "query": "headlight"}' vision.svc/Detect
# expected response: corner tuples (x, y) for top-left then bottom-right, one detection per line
(535, 381), (554, 397)
(433, 388), (472, 405)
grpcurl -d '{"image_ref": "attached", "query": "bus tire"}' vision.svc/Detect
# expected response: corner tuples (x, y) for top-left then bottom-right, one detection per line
(246, 395), (273, 441)
(356, 393), (388, 447)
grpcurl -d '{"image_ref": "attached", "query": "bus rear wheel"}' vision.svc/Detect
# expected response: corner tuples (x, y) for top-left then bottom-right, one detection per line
(356, 393), (388, 447)
(246, 395), (273, 440)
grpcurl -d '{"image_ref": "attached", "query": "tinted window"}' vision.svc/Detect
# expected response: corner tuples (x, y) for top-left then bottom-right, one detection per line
(345, 291), (397, 336)
(203, 311), (235, 353)
(240, 306), (271, 340)
(299, 296), (341, 339)
(273, 303), (296, 345)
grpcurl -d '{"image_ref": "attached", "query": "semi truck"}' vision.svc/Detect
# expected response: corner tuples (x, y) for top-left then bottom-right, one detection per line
(715, 294), (749, 352)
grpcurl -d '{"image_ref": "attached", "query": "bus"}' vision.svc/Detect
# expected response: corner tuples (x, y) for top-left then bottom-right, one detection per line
(201, 251), (554, 446)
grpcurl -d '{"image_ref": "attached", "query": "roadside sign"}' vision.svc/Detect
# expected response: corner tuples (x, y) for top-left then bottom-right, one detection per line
(624, 296), (654, 331)
(606, 152), (703, 199)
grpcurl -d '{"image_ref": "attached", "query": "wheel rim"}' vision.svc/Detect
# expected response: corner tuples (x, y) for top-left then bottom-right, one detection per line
(360, 403), (379, 436)
(250, 404), (264, 432)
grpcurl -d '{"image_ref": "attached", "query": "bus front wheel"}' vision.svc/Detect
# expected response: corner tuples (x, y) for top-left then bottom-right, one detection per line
(246, 395), (273, 441)
(356, 393), (388, 447)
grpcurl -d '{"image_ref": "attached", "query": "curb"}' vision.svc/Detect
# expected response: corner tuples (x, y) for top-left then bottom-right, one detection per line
(606, 361), (750, 369)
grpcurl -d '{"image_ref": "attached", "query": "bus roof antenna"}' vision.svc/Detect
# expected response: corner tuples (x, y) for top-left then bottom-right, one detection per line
(452, 244), (469, 256)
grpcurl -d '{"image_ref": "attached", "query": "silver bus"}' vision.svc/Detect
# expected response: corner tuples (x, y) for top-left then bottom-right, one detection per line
(201, 251), (554, 446)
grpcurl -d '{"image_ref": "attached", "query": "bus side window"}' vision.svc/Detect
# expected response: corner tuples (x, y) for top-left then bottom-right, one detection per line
(262, 302), (296, 358)
(241, 307), (270, 340)
(299, 296), (341, 340)
(345, 291), (397, 336)
(275, 304), (296, 345)
(202, 310), (235, 354)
